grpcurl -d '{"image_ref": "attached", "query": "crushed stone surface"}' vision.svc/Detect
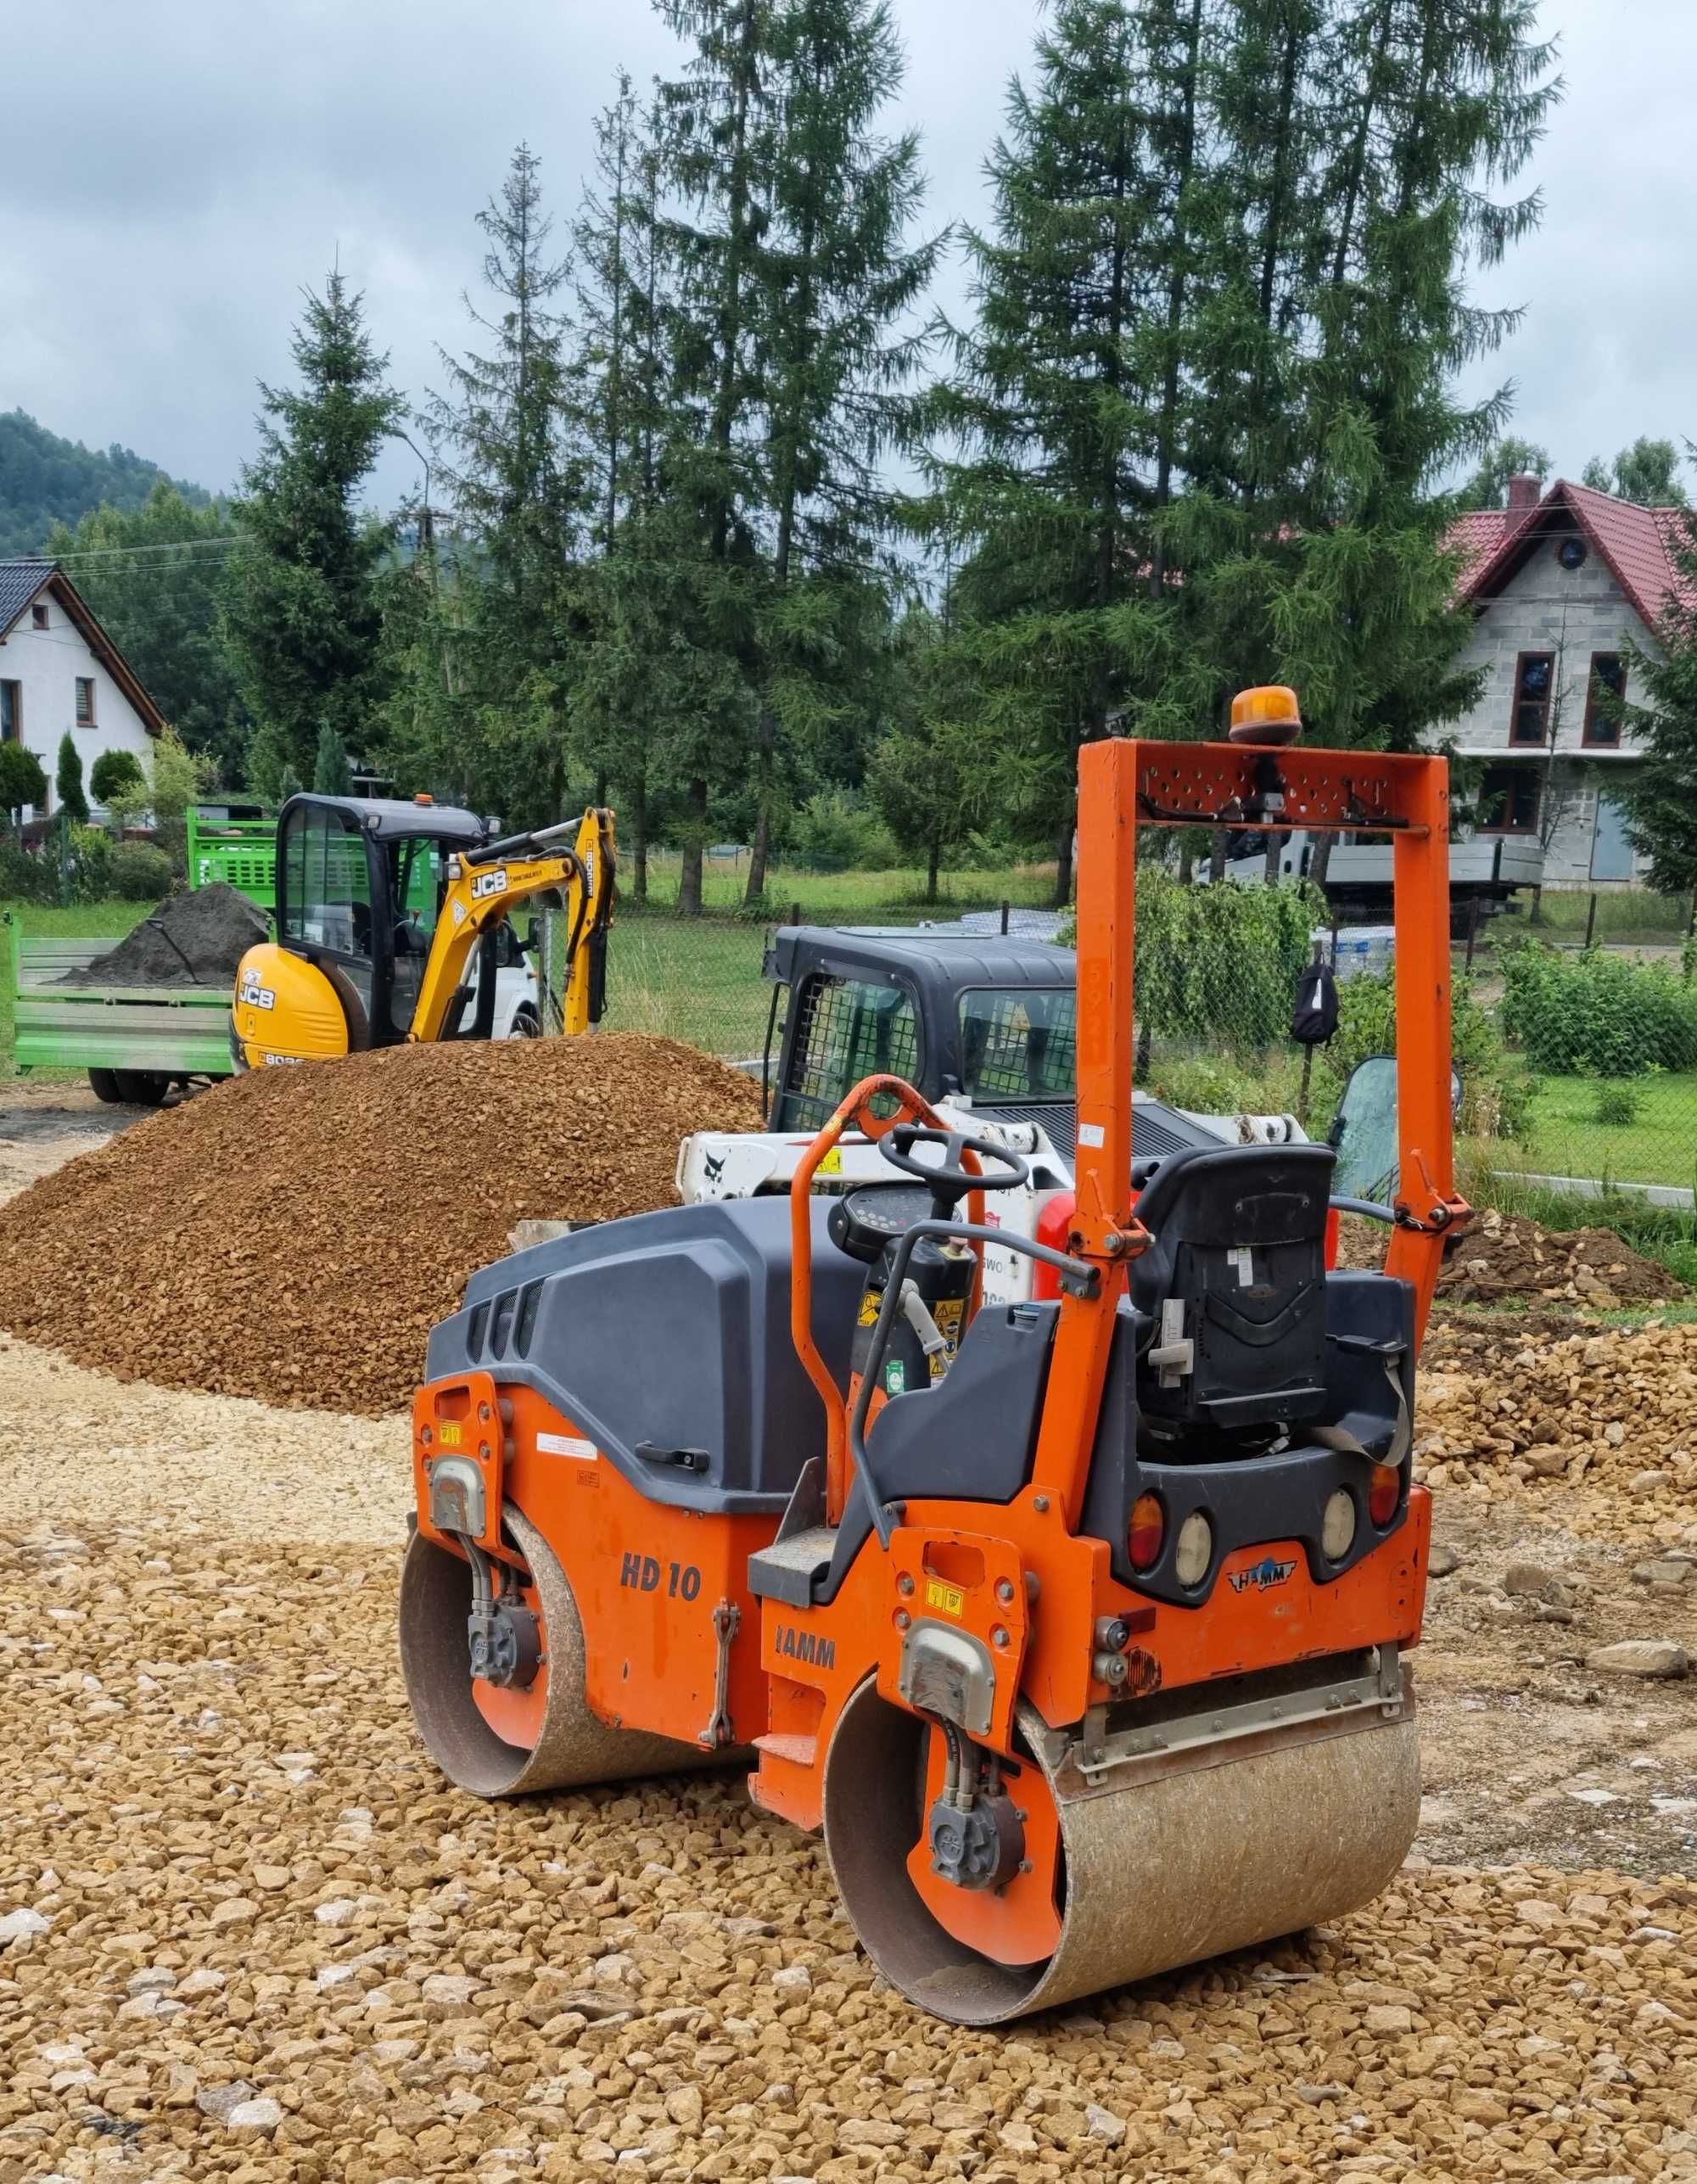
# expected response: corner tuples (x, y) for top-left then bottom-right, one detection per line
(1414, 1320), (1697, 1548)
(0, 1035), (762, 1416)
(64, 883), (269, 988)
(3, 1519), (1694, 2184)
(2, 1117), (1694, 2182)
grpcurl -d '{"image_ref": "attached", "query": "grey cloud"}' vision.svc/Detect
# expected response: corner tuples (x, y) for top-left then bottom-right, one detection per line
(3, 1), (1681, 511)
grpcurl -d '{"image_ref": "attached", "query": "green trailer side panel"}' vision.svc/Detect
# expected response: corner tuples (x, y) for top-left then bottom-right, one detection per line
(188, 807), (278, 912)
(7, 922), (234, 1078)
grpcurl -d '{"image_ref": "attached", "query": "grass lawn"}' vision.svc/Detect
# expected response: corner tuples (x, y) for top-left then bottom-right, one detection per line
(602, 917), (773, 1059)
(2, 899), (148, 1078)
(1525, 886), (1696, 950)
(631, 850), (1060, 920)
(1492, 1071), (1697, 1192)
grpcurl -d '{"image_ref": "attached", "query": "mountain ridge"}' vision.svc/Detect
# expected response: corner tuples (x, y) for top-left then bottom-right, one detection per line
(0, 408), (212, 561)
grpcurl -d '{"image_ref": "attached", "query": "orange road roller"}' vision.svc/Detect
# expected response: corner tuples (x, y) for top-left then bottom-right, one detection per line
(400, 708), (1468, 2024)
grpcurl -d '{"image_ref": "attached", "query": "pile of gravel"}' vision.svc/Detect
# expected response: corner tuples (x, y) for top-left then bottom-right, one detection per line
(0, 1034), (762, 1414)
(69, 882), (270, 988)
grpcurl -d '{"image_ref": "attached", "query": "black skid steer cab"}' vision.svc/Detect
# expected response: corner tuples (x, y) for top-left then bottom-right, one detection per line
(675, 927), (1448, 1310)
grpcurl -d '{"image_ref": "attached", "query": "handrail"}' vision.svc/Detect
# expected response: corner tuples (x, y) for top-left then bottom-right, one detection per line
(787, 1073), (984, 1526)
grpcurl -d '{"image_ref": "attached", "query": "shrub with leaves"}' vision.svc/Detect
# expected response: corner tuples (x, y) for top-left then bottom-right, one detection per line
(1593, 1078), (1641, 1126)
(1146, 1056), (1269, 1117)
(68, 823), (113, 903)
(1312, 966), (1533, 1140)
(90, 748), (147, 808)
(787, 788), (900, 875)
(1134, 876), (1321, 1055)
(109, 843), (176, 902)
(56, 735), (90, 825)
(0, 742), (48, 822)
(1500, 942), (1697, 1077)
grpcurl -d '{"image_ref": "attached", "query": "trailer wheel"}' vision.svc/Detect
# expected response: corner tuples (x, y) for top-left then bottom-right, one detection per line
(87, 1068), (123, 1105)
(112, 1071), (171, 1107)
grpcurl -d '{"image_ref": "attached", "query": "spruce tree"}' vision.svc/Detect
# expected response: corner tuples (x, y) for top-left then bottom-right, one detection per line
(923, 0), (1179, 903)
(737, 0), (938, 903)
(1620, 512), (1697, 896)
(312, 720), (353, 794)
(428, 145), (591, 827)
(222, 272), (400, 792)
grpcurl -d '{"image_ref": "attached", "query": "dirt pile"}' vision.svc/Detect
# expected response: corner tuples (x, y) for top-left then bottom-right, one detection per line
(4, 1520), (1695, 2184)
(0, 1035), (761, 1415)
(1440, 1208), (1684, 1309)
(1415, 1321), (1697, 1546)
(68, 882), (269, 988)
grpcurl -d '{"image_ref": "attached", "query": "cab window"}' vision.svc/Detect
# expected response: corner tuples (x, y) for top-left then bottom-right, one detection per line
(386, 838), (444, 1034)
(279, 802), (377, 1014)
(958, 988), (1076, 1101)
(781, 973), (920, 1131)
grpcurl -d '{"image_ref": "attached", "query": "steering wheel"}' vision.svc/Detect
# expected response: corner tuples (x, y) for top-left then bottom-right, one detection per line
(880, 1123), (1029, 1214)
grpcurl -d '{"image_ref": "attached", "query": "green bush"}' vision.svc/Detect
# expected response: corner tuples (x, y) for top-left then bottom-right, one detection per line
(110, 842), (176, 901)
(90, 748), (146, 806)
(1134, 875), (1322, 1054)
(1500, 942), (1697, 1077)
(1593, 1078), (1641, 1126)
(787, 788), (900, 874)
(0, 742), (48, 819)
(1146, 1056), (1268, 1115)
(68, 823), (113, 902)
(0, 838), (58, 904)
(1312, 966), (1534, 1140)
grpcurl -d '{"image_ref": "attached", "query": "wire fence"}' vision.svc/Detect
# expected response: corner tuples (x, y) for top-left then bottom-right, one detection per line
(553, 887), (1697, 1212)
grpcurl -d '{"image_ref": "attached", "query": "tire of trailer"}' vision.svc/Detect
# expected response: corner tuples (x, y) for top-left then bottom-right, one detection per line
(87, 1068), (124, 1105)
(111, 1071), (171, 1107)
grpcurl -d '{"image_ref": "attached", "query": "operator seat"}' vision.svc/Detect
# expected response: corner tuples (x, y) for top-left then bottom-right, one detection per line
(1129, 1142), (1336, 1445)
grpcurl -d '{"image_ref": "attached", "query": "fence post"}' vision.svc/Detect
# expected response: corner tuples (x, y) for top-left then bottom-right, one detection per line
(1000, 899), (1010, 937)
(1584, 892), (1599, 949)
(1465, 893), (1481, 973)
(789, 899), (802, 930)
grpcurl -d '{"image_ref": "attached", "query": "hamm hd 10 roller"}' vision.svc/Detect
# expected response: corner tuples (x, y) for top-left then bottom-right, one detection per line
(400, 694), (1467, 2024)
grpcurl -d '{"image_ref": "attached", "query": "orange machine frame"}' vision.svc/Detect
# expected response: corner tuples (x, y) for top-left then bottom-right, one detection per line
(786, 736), (1468, 1554)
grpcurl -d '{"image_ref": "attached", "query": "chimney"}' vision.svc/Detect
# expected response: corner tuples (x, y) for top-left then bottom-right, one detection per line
(1507, 473), (1542, 514)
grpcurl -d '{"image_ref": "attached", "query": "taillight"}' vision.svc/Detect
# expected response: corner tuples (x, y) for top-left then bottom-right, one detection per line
(1368, 1464), (1401, 1527)
(1129, 1492), (1165, 1571)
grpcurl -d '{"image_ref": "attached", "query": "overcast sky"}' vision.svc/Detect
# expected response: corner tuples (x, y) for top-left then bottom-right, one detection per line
(3, 0), (1688, 511)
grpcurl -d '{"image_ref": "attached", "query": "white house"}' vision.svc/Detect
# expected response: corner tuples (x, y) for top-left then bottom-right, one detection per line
(1444, 478), (1689, 887)
(0, 558), (164, 817)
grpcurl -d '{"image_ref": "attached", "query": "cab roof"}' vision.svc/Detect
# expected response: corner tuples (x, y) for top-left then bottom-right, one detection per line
(769, 924), (1075, 995)
(283, 792), (491, 846)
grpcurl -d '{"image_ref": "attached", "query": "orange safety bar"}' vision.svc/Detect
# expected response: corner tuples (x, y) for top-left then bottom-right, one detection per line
(1027, 735), (1469, 1535)
(789, 1075), (985, 1525)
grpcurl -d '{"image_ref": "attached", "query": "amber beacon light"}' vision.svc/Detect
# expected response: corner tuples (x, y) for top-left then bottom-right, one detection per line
(1228, 684), (1304, 746)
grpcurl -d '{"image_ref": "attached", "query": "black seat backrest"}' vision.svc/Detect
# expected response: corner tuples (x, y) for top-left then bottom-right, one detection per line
(1129, 1142), (1337, 1440)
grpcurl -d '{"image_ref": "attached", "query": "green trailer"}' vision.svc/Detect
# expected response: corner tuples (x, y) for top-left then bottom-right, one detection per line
(4, 914), (234, 1103)
(187, 804), (277, 911)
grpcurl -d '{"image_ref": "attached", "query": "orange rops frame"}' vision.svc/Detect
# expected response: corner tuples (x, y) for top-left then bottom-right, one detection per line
(1031, 736), (1468, 1531)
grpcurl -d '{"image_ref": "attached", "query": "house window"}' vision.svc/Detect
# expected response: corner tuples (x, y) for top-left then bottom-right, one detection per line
(1583, 652), (1627, 748)
(0, 680), (20, 743)
(31, 602), (48, 630)
(1479, 764), (1541, 834)
(75, 677), (96, 727)
(1510, 652), (1554, 746)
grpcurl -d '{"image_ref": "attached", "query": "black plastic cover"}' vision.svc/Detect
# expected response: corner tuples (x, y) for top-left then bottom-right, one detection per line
(427, 1198), (863, 1514)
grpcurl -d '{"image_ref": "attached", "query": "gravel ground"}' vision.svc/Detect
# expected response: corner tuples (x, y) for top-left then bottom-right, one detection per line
(3, 1520), (1694, 2184)
(3, 1132), (1694, 2183)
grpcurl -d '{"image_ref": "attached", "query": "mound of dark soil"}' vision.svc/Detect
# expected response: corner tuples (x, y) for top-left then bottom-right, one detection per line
(70, 882), (268, 988)
(1440, 1209), (1684, 1310)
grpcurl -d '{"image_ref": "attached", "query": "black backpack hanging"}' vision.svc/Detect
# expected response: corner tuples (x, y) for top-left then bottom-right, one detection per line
(1291, 950), (1338, 1046)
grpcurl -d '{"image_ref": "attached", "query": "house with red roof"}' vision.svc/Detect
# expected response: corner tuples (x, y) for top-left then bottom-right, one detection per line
(1445, 474), (1690, 887)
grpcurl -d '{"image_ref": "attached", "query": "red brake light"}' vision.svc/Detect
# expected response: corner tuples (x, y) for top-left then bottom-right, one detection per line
(1368, 1464), (1401, 1527)
(1129, 1492), (1165, 1571)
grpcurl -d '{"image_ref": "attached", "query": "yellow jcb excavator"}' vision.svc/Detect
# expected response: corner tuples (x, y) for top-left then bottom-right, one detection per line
(231, 795), (614, 1068)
